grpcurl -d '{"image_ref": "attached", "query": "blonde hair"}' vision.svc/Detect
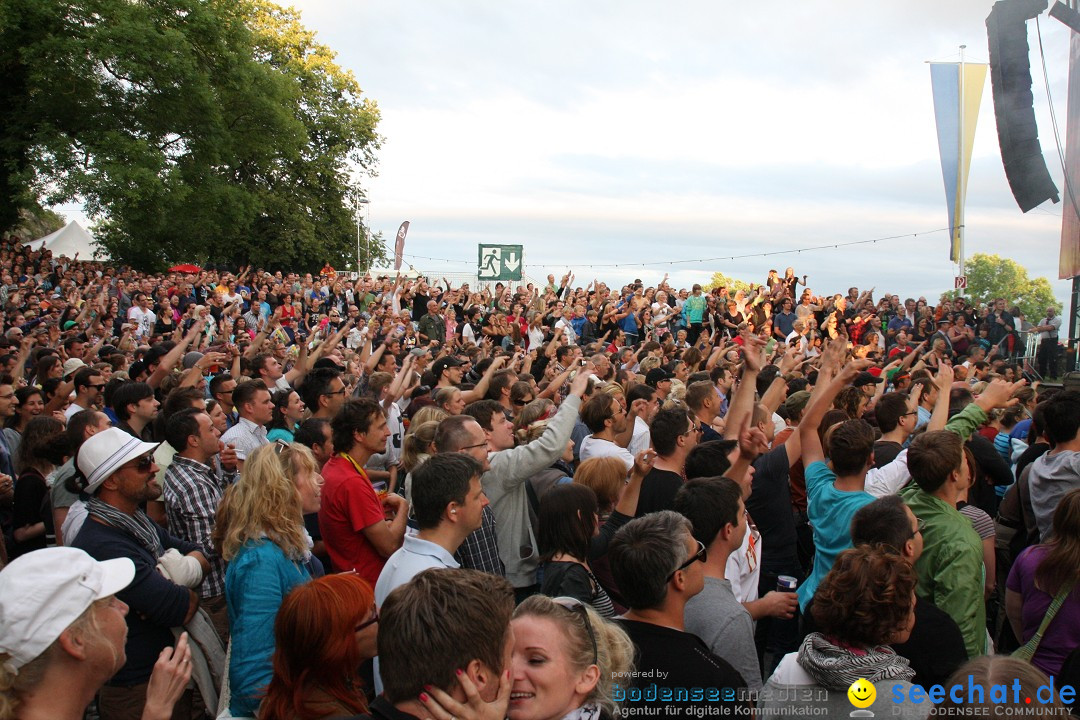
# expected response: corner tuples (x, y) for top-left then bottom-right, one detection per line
(574, 457), (626, 513)
(513, 596), (634, 717)
(401, 421), (439, 474)
(638, 356), (661, 374)
(0, 600), (111, 720)
(515, 419), (550, 446)
(214, 443), (312, 561)
(515, 398), (554, 432)
(409, 406), (449, 429)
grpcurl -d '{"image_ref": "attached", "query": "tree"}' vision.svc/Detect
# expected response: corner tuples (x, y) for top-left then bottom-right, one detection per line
(950, 254), (1061, 320)
(13, 205), (65, 241)
(1, 0), (381, 270)
(705, 271), (752, 295)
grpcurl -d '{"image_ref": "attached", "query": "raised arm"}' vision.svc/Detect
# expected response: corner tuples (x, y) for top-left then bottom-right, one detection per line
(722, 334), (766, 440)
(461, 355), (508, 403)
(147, 320), (205, 389)
(799, 341), (859, 466)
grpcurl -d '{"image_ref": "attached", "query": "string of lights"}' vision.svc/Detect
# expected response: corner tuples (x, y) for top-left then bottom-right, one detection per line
(392, 226), (953, 271)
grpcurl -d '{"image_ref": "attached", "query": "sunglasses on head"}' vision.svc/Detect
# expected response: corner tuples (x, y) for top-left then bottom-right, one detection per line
(551, 597), (598, 665)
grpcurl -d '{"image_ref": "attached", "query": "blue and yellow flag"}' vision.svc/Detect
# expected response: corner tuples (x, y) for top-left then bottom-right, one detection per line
(930, 62), (987, 262)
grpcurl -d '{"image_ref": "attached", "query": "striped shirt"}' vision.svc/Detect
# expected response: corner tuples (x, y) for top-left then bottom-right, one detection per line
(220, 416), (268, 461)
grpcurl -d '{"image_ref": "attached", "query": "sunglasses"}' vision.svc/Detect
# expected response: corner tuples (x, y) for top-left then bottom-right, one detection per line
(551, 597), (598, 665)
(125, 454), (155, 472)
(667, 539), (708, 581)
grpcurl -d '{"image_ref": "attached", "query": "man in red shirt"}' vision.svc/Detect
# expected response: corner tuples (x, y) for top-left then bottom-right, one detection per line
(319, 398), (409, 585)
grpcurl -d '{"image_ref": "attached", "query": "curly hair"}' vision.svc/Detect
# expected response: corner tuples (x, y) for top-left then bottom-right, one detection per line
(833, 385), (867, 420)
(15, 415), (66, 475)
(213, 443), (313, 561)
(514, 595), (635, 717)
(811, 545), (917, 647)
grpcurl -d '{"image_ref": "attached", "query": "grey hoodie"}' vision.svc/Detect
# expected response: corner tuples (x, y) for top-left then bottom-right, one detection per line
(1029, 450), (1080, 540)
(484, 394), (582, 588)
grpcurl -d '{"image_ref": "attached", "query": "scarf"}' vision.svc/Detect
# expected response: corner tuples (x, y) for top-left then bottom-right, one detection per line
(560, 702), (602, 720)
(796, 633), (914, 690)
(86, 497), (164, 558)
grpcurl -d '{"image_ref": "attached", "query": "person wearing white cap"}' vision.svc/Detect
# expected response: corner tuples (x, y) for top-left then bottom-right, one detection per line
(0, 546), (192, 720)
(69, 428), (210, 720)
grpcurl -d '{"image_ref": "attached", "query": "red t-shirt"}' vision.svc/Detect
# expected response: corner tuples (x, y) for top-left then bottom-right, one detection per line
(318, 455), (386, 587)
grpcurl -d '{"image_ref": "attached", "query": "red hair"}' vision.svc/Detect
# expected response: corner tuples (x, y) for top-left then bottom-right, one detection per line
(260, 573), (374, 720)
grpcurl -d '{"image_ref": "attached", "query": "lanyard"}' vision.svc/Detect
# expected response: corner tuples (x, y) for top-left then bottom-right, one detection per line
(338, 452), (367, 477)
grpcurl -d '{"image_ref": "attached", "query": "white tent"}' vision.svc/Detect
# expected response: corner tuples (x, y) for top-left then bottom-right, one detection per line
(22, 221), (106, 260)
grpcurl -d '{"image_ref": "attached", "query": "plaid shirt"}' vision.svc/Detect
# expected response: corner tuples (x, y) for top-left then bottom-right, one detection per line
(454, 506), (505, 577)
(162, 455), (230, 598)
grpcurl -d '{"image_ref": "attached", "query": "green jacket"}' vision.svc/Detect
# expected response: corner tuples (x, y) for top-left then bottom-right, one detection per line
(417, 312), (445, 344)
(898, 401), (988, 660)
(901, 488), (983, 659)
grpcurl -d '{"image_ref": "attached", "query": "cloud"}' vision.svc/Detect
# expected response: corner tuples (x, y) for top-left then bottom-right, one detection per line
(56, 0), (1079, 309)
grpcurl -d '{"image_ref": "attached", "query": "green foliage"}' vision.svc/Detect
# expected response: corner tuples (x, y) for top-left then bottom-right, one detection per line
(705, 271), (752, 295)
(948, 254), (1061, 320)
(1, 0), (382, 271)
(12, 205), (65, 241)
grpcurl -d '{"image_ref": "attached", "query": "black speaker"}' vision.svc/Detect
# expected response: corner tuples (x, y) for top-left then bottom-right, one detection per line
(986, 0), (1061, 212)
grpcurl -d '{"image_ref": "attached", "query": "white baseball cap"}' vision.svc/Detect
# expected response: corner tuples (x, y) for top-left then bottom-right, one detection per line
(0, 547), (135, 672)
(77, 427), (160, 495)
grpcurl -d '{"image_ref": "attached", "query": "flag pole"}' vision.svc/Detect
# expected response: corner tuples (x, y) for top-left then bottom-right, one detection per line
(958, 44), (967, 280)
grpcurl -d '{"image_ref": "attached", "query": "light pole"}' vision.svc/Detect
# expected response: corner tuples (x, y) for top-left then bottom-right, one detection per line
(354, 196), (369, 276)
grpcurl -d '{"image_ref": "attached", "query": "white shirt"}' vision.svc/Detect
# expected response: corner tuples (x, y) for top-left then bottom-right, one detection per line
(725, 513), (761, 603)
(1037, 315), (1062, 341)
(373, 535), (459, 693)
(628, 416), (651, 457)
(220, 416), (268, 461)
(555, 318), (577, 345)
(785, 329), (808, 354)
(127, 306), (156, 340)
(578, 435), (633, 472)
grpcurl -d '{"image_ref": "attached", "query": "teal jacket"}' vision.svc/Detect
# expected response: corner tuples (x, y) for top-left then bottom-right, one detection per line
(225, 540), (311, 716)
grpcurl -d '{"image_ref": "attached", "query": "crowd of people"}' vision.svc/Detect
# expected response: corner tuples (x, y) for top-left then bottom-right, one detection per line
(0, 235), (1076, 720)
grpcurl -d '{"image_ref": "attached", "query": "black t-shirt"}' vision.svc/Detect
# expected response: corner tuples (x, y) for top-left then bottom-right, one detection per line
(873, 440), (904, 469)
(635, 468), (684, 517)
(747, 445), (797, 569)
(411, 292), (430, 322)
(617, 619), (746, 712)
(10, 469), (50, 558)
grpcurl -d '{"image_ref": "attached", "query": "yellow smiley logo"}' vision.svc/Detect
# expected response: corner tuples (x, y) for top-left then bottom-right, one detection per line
(848, 678), (876, 709)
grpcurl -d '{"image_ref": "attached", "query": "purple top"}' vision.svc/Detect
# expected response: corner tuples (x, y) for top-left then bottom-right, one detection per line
(1006, 545), (1080, 678)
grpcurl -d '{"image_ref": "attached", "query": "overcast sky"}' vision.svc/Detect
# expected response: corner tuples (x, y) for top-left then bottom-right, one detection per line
(64, 0), (1078, 310)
